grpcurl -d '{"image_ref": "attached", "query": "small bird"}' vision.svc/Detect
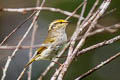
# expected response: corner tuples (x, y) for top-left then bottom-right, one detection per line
(25, 19), (71, 67)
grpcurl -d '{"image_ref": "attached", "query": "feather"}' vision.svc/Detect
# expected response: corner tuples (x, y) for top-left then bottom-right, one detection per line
(25, 46), (47, 68)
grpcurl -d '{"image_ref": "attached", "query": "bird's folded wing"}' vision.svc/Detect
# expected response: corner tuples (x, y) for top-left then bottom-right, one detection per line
(37, 46), (47, 54)
(25, 46), (47, 67)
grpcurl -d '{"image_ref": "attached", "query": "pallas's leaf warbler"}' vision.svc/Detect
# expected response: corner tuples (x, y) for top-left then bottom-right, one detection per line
(25, 19), (71, 67)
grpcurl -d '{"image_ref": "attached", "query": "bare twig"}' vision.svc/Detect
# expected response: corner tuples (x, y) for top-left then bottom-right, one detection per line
(51, 65), (64, 80)
(51, 0), (88, 79)
(17, 33), (120, 80)
(27, 20), (38, 80)
(57, 1), (88, 79)
(77, 35), (120, 56)
(0, 12), (36, 46)
(0, 0), (116, 80)
(0, 44), (43, 50)
(38, 2), (85, 79)
(81, 0), (99, 26)
(27, 0), (45, 80)
(17, 0), (45, 80)
(101, 8), (117, 18)
(0, 23), (120, 50)
(75, 51), (120, 80)
(38, 43), (70, 80)
(0, 7), (81, 19)
(1, 10), (39, 80)
(52, 0), (111, 80)
(17, 51), (37, 80)
(17, 68), (26, 80)
(65, 2), (85, 20)
(0, 0), (114, 47)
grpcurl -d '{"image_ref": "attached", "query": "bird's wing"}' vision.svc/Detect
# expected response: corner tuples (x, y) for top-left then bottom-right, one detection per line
(25, 46), (47, 67)
(37, 46), (47, 54)
(43, 36), (56, 44)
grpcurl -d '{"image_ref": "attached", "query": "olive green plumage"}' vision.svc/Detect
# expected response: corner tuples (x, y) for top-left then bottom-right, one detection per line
(25, 19), (70, 67)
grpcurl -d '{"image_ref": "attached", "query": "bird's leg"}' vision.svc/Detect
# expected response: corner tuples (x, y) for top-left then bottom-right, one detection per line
(51, 60), (62, 66)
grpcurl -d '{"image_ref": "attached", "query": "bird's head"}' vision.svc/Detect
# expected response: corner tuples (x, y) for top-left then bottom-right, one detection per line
(48, 19), (71, 31)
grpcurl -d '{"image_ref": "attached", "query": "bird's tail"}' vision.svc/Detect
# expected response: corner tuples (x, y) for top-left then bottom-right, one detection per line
(25, 58), (35, 68)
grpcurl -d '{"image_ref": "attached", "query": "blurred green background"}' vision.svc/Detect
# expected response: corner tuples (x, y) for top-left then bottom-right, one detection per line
(0, 0), (120, 80)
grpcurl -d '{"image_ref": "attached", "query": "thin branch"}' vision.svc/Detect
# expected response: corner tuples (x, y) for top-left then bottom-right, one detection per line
(38, 2), (85, 79)
(0, 0), (115, 80)
(0, 12), (36, 46)
(51, 0), (88, 79)
(56, 0), (98, 79)
(81, 0), (99, 25)
(69, 0), (87, 61)
(101, 8), (117, 18)
(1, 2), (45, 80)
(77, 35), (120, 56)
(52, 0), (111, 80)
(57, 0), (89, 79)
(51, 65), (64, 80)
(27, 0), (45, 80)
(17, 51), (37, 80)
(38, 43), (70, 80)
(17, 33), (120, 80)
(27, 20), (37, 80)
(67, 0), (99, 61)
(0, 0), (114, 47)
(75, 52), (120, 80)
(36, 0), (40, 6)
(0, 44), (43, 50)
(1, 12), (39, 80)
(0, 7), (80, 19)
(65, 1), (85, 20)
(17, 0), (45, 80)
(17, 68), (26, 80)
(0, 23), (120, 50)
